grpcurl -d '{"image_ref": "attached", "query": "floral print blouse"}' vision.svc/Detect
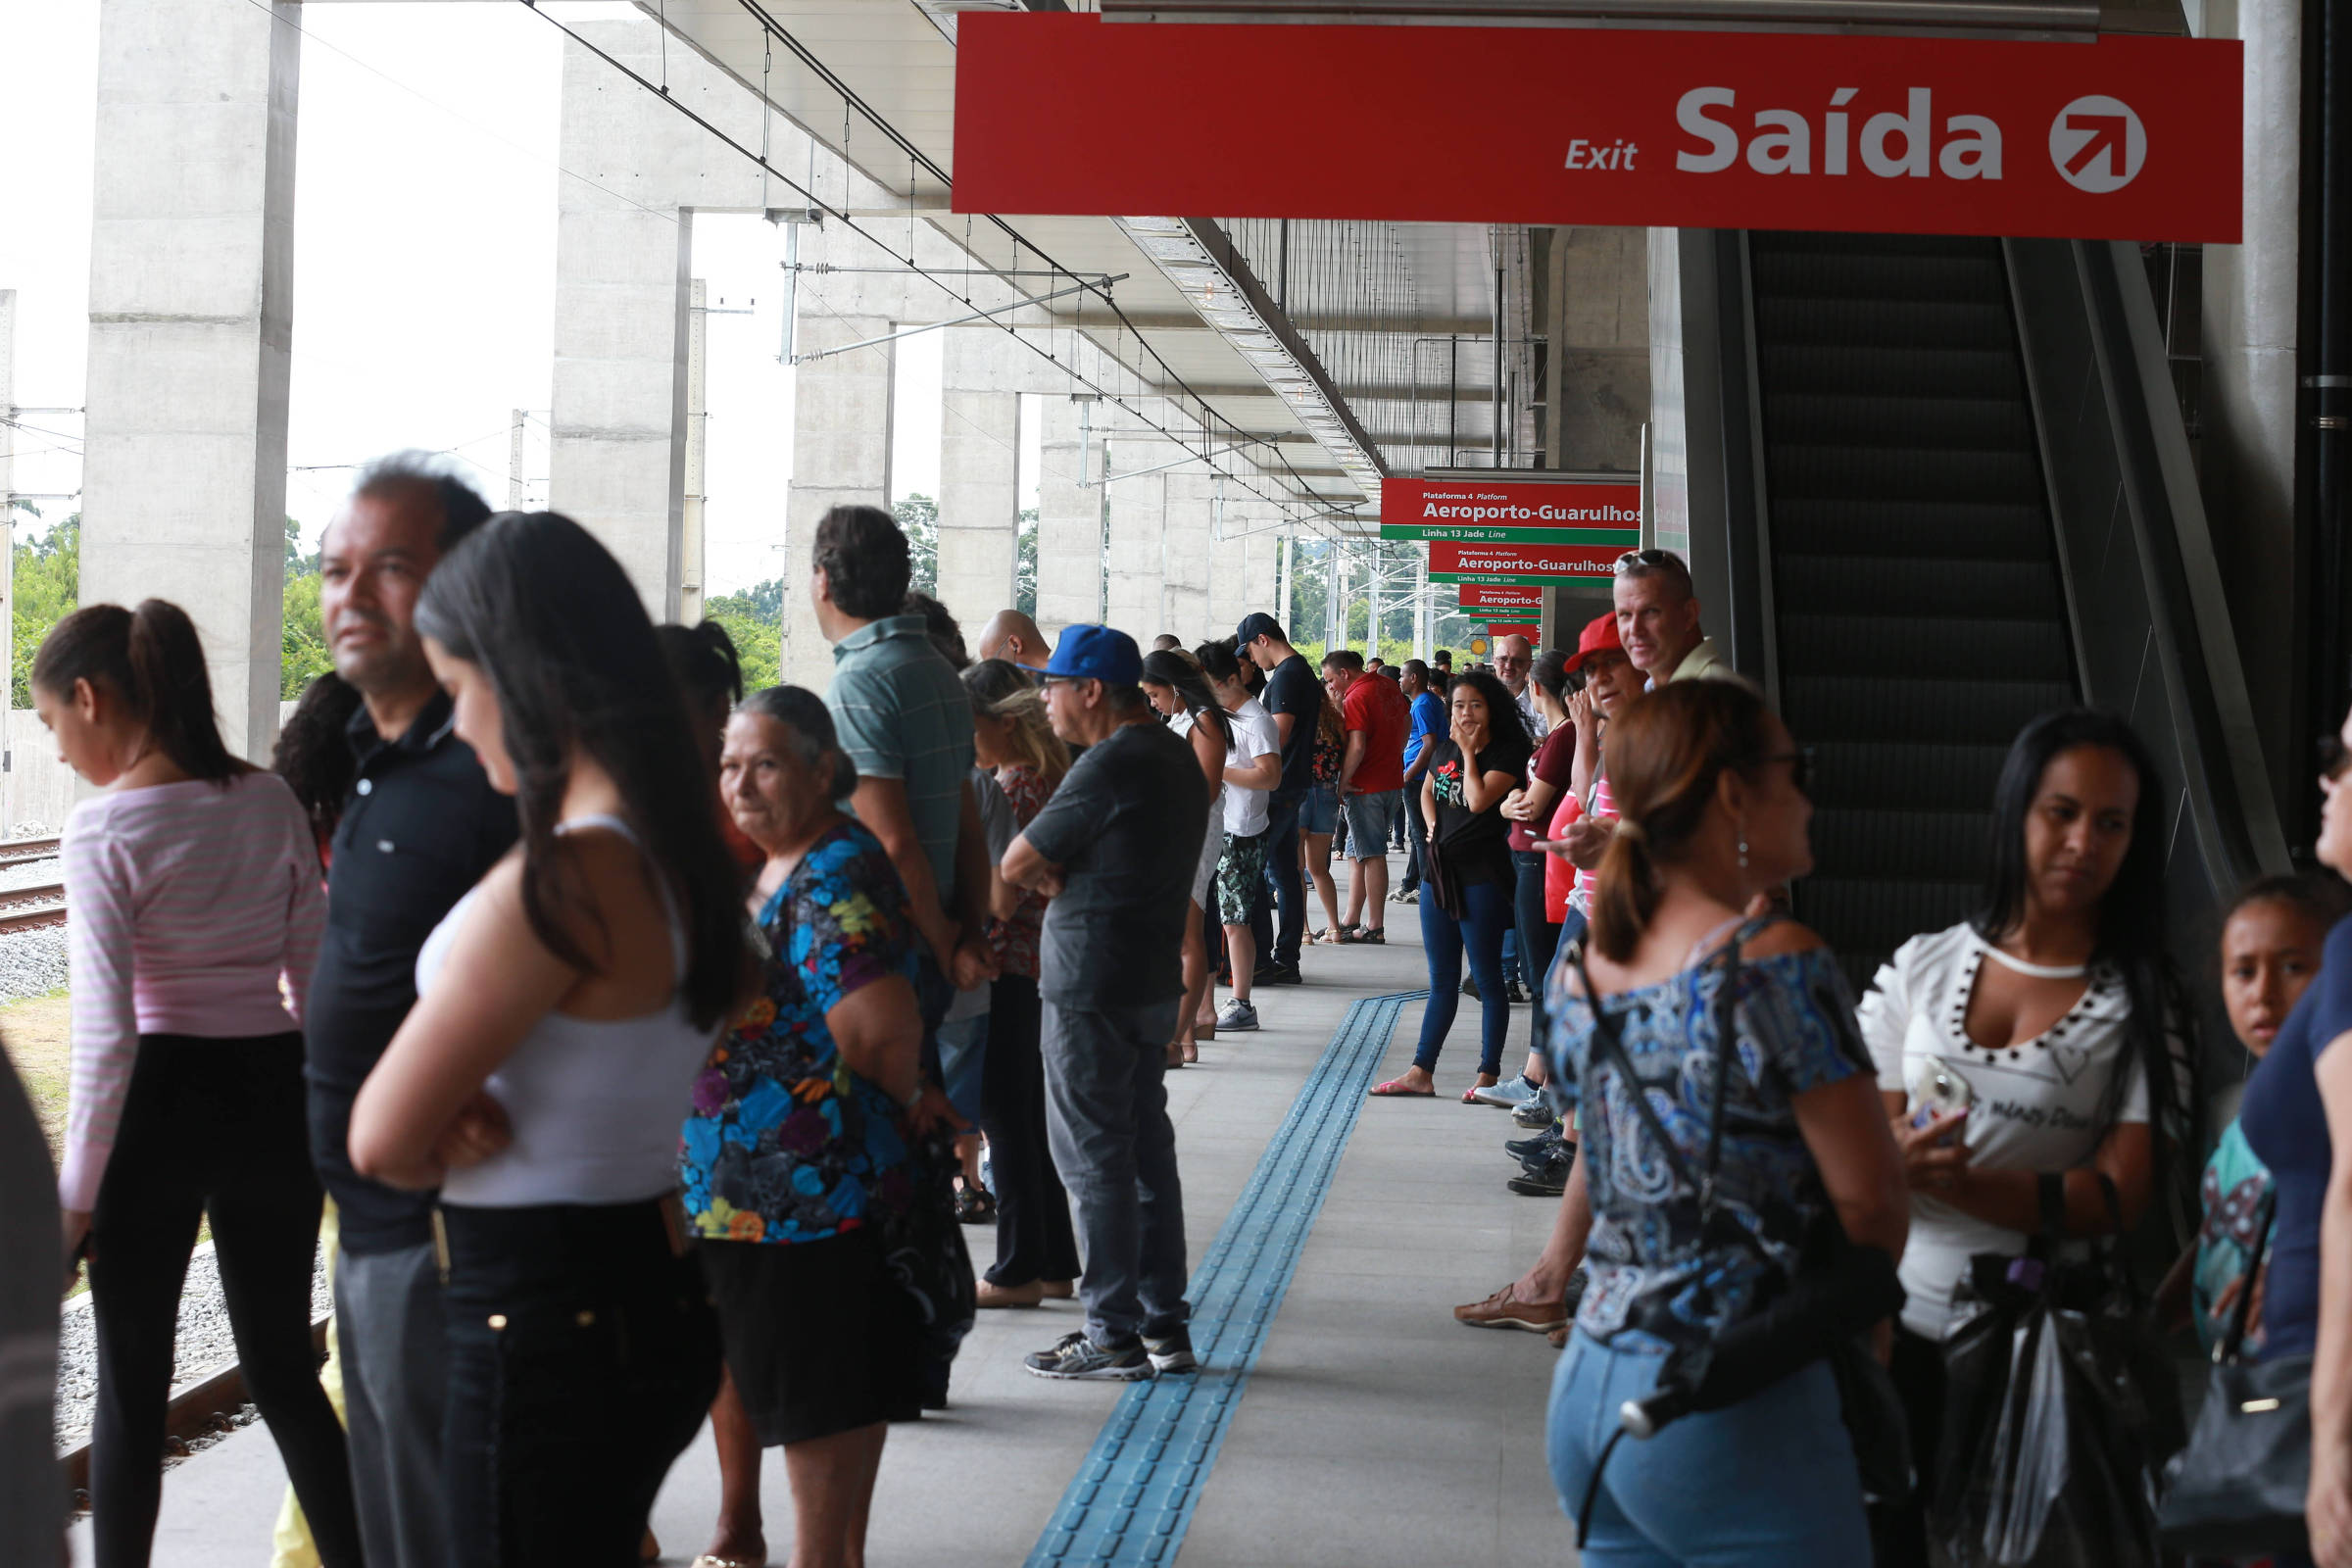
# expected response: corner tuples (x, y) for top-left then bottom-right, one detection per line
(680, 819), (918, 1246)
(987, 762), (1053, 981)
(1543, 915), (1873, 1351)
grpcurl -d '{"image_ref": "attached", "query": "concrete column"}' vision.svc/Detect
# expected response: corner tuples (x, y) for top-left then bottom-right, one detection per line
(1035, 397), (1103, 634)
(935, 328), (1022, 636)
(81, 0), (299, 760)
(1206, 500), (1269, 641)
(1159, 470), (1215, 642)
(1102, 430), (1178, 637)
(1548, 226), (1650, 473)
(549, 20), (767, 619)
(783, 314), (894, 688)
(2197, 0), (2303, 828)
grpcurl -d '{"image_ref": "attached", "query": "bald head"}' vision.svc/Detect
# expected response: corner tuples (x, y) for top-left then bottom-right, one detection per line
(978, 610), (1054, 671)
(1494, 634), (1533, 695)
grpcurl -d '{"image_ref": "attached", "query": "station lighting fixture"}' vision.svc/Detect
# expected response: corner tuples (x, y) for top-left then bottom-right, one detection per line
(1115, 215), (1387, 518)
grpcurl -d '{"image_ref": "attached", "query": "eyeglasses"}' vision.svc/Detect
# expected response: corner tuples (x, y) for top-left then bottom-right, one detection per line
(2322, 736), (2351, 784)
(1757, 747), (1816, 798)
(1613, 548), (1679, 575)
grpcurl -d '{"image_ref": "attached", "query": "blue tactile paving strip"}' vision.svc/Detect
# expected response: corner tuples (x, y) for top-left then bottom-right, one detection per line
(1023, 990), (1424, 1568)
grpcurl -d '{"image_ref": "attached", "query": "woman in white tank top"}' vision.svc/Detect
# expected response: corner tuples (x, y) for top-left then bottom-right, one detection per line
(348, 513), (752, 1568)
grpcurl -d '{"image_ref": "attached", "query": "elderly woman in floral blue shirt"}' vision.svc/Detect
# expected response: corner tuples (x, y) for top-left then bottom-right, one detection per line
(679, 684), (945, 1568)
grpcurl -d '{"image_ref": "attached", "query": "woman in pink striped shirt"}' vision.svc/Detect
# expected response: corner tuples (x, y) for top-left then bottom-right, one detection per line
(38, 599), (360, 1568)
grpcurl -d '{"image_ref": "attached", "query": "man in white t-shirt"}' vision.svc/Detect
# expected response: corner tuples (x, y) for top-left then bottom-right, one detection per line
(1200, 644), (1282, 1032)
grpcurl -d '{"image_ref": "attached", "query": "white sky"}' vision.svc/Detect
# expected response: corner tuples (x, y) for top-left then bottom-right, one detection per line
(0, 2), (1020, 600)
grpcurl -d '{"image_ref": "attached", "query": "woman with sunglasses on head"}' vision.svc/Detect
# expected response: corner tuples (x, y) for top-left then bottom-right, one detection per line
(347, 513), (744, 1568)
(1372, 669), (1534, 1101)
(1544, 680), (1906, 1562)
(1855, 709), (2193, 1568)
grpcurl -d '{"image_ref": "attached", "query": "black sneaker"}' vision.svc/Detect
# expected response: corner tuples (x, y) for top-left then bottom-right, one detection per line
(1506, 1167), (1568, 1198)
(1144, 1327), (1198, 1374)
(1505, 1125), (1562, 1163)
(1261, 963), (1303, 986)
(1462, 974), (1481, 1001)
(1504, 980), (1529, 1004)
(1024, 1331), (1153, 1382)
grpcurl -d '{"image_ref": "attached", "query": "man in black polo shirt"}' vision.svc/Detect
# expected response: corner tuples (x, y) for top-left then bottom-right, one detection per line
(306, 454), (515, 1568)
(1237, 613), (1324, 984)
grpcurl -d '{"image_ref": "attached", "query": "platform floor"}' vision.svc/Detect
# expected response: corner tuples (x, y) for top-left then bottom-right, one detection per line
(76, 852), (1579, 1567)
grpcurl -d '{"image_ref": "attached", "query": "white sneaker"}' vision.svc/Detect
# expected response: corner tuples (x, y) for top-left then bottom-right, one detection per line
(1216, 998), (1260, 1032)
(1470, 1073), (1542, 1108)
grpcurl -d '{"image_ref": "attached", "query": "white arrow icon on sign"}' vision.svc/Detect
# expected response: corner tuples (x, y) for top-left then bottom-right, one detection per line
(2049, 95), (2147, 193)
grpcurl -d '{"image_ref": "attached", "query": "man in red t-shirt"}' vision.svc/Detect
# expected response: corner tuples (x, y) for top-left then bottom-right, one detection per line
(1321, 648), (1409, 940)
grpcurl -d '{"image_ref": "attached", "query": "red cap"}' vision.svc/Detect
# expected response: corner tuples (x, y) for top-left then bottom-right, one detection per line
(1563, 612), (1624, 673)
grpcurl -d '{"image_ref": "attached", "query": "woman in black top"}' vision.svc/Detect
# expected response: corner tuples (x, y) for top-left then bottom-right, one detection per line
(1372, 670), (1531, 1101)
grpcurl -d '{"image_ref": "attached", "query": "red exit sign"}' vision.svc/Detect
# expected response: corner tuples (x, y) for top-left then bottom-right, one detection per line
(956, 19), (2240, 242)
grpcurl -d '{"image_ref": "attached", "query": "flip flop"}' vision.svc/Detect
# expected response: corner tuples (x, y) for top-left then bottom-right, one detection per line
(1369, 1077), (1436, 1098)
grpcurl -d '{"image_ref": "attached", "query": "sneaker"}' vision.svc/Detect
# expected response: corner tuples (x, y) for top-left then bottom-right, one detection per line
(1251, 961), (1283, 983)
(1143, 1328), (1198, 1374)
(1511, 1097), (1556, 1129)
(1504, 1125), (1562, 1163)
(1392, 884), (1418, 903)
(1504, 980), (1529, 1004)
(1470, 1073), (1541, 1108)
(1216, 998), (1260, 1032)
(1261, 963), (1303, 986)
(1024, 1331), (1153, 1382)
(1462, 974), (1482, 1001)
(1508, 1146), (1574, 1198)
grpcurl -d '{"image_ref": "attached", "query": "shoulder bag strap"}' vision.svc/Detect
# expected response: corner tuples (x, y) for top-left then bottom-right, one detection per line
(2220, 1194), (2277, 1362)
(1572, 945), (1700, 1194)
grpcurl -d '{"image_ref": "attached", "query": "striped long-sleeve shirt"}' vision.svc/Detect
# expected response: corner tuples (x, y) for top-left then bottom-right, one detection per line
(57, 771), (325, 1212)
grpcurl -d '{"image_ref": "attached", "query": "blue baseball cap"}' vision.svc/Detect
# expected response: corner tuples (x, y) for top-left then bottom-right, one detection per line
(1041, 624), (1143, 686)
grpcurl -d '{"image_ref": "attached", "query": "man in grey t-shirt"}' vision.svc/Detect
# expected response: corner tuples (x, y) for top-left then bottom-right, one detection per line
(1004, 626), (1206, 1383)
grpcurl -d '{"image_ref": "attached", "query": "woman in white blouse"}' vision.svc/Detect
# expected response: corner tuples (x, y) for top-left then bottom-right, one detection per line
(1855, 709), (2190, 1566)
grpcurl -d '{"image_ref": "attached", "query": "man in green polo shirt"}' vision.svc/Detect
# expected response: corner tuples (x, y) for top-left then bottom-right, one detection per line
(812, 504), (997, 1000)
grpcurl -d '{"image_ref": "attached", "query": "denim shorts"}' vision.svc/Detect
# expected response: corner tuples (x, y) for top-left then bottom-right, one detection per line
(1298, 782), (1339, 836)
(1341, 789), (1399, 855)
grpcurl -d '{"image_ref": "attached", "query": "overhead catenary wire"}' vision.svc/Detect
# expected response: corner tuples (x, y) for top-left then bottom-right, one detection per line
(514, 0), (1351, 537)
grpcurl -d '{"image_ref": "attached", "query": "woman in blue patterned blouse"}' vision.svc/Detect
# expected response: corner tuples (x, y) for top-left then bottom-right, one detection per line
(680, 685), (945, 1568)
(1542, 679), (1908, 1565)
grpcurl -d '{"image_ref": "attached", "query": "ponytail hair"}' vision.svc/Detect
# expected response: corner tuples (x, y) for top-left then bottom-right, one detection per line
(739, 685), (859, 803)
(32, 599), (245, 784)
(1588, 680), (1776, 962)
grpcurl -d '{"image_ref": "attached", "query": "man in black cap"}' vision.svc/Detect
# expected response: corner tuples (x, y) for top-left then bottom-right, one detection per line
(1004, 625), (1206, 1382)
(1236, 613), (1323, 983)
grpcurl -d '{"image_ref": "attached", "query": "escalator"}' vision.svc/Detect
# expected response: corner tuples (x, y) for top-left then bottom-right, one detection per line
(1693, 227), (2288, 997)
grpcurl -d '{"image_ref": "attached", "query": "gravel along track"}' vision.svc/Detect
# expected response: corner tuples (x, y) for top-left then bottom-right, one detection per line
(55, 1242), (334, 1451)
(0, 851), (69, 1001)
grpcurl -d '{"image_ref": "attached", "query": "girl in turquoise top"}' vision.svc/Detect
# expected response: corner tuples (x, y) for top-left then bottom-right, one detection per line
(2164, 874), (2352, 1357)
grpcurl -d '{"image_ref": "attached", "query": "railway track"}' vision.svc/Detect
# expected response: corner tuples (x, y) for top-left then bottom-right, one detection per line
(0, 879), (67, 933)
(0, 834), (62, 870)
(60, 1316), (333, 1502)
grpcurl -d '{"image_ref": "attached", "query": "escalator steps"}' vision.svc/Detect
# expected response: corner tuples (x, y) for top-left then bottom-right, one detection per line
(1775, 556), (2065, 618)
(1784, 675), (2074, 745)
(1769, 443), (2042, 504)
(1780, 614), (2070, 683)
(1771, 499), (2052, 561)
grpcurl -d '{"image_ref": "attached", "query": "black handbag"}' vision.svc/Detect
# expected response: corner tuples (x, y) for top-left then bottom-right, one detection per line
(2157, 1200), (2310, 1558)
(1571, 933), (1910, 1542)
(1930, 1174), (2186, 1568)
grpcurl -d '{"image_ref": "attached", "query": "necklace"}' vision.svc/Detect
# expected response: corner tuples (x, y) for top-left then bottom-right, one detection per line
(1977, 940), (2088, 981)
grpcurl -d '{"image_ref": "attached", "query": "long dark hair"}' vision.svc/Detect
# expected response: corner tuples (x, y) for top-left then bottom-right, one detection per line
(1588, 681), (1776, 962)
(415, 512), (746, 1031)
(33, 600), (245, 784)
(272, 672), (365, 849)
(1974, 708), (2194, 1219)
(1142, 650), (1233, 748)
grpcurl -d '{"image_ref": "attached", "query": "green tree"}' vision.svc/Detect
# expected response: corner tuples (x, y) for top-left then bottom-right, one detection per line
(1016, 509), (1039, 615)
(281, 570), (333, 699)
(707, 579), (782, 691)
(895, 494), (938, 594)
(13, 514), (79, 709)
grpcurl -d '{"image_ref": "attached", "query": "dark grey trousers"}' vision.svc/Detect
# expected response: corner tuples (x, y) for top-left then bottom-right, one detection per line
(1039, 996), (1191, 1345)
(335, 1240), (452, 1568)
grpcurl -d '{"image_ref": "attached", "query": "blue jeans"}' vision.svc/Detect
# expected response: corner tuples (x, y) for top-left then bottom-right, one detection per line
(1547, 1329), (1870, 1566)
(937, 1009), (990, 1125)
(1413, 875), (1514, 1074)
(1512, 849), (1561, 1065)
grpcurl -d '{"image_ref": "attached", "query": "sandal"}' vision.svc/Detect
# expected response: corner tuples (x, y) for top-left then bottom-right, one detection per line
(1182, 1039), (1200, 1064)
(953, 1185), (997, 1225)
(1369, 1077), (1436, 1098)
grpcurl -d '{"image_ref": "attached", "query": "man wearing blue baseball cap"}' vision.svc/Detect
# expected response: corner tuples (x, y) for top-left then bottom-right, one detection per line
(1002, 625), (1208, 1382)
